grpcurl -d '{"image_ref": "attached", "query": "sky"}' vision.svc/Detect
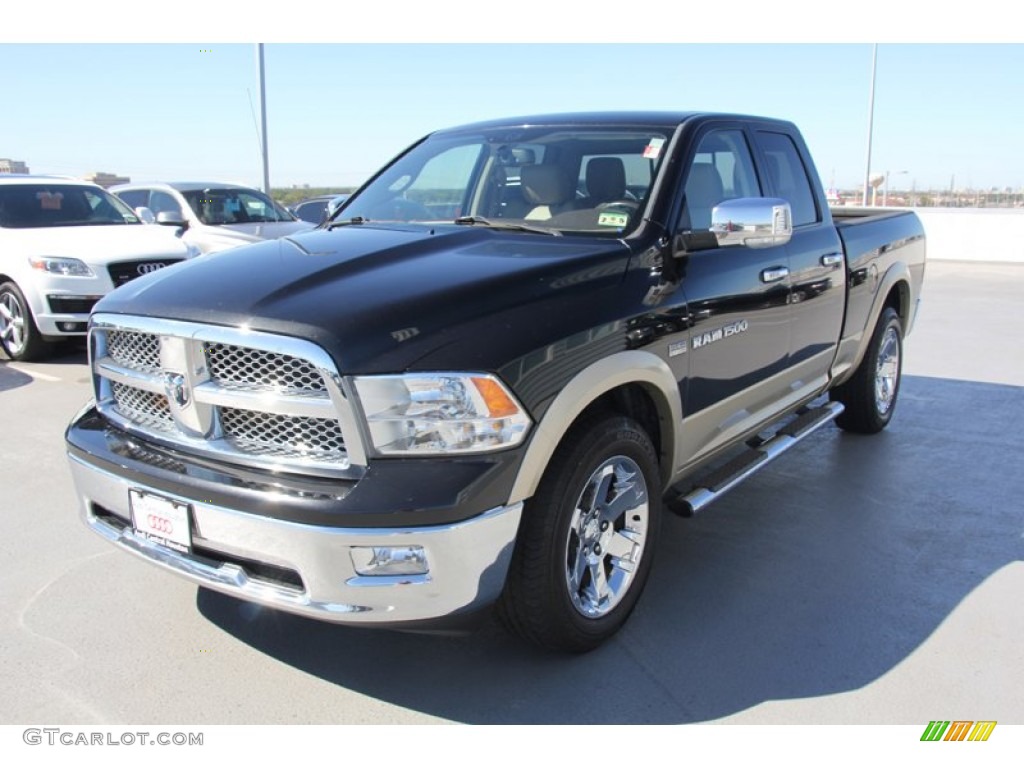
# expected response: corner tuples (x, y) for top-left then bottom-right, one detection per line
(2, 10), (1022, 195)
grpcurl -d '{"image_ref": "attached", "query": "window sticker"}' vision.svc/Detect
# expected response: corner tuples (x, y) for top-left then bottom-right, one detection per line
(598, 211), (629, 228)
(643, 137), (665, 160)
(36, 191), (64, 210)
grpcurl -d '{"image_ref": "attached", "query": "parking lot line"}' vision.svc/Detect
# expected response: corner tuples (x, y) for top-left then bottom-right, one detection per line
(6, 364), (61, 382)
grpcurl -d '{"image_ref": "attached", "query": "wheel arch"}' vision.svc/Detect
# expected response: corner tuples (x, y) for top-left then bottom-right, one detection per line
(508, 350), (682, 505)
(833, 261), (912, 388)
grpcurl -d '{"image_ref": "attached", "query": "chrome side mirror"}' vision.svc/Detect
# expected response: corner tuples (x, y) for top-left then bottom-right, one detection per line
(710, 198), (792, 249)
(135, 206), (156, 224)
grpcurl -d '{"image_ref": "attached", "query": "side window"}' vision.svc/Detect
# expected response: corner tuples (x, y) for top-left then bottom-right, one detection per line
(683, 130), (760, 231)
(756, 132), (818, 226)
(239, 192), (270, 221)
(116, 189), (147, 209)
(149, 191), (184, 218)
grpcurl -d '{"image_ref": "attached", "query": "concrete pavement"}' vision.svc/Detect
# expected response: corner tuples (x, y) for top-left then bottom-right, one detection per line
(0, 261), (1020, 726)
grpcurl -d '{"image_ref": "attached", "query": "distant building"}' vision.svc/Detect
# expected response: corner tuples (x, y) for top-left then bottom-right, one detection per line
(0, 158), (30, 174)
(85, 171), (130, 188)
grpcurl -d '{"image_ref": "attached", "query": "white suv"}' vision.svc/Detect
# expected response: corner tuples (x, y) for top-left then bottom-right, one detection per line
(112, 181), (315, 254)
(0, 176), (199, 361)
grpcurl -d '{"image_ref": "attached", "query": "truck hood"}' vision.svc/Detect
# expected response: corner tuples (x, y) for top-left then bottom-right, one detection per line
(3, 224), (192, 265)
(95, 224), (632, 372)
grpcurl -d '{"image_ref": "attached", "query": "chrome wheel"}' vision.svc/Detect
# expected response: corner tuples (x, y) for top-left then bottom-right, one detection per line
(874, 326), (900, 415)
(831, 306), (903, 434)
(498, 414), (661, 652)
(564, 455), (650, 619)
(0, 289), (28, 357)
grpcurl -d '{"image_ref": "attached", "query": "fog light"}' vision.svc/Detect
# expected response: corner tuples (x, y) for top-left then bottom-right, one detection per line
(350, 546), (428, 576)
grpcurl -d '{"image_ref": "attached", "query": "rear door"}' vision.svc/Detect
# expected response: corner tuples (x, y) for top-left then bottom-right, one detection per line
(752, 128), (846, 389)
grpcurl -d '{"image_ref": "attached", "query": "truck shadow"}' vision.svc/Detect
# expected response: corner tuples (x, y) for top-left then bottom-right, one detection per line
(197, 375), (1024, 724)
(0, 361), (33, 392)
(0, 341), (86, 390)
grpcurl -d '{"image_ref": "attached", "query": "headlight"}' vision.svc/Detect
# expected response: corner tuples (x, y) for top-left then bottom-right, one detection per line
(353, 373), (531, 455)
(185, 243), (202, 259)
(29, 256), (95, 277)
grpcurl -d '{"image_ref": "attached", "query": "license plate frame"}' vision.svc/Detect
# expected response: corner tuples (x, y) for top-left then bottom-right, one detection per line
(129, 489), (192, 553)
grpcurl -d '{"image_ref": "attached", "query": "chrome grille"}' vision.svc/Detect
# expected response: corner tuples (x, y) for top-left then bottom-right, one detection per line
(220, 407), (345, 461)
(205, 343), (327, 393)
(107, 330), (161, 373)
(91, 314), (357, 475)
(112, 382), (175, 432)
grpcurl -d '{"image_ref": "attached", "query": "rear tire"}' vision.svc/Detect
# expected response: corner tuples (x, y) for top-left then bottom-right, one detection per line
(830, 307), (903, 434)
(497, 413), (661, 652)
(0, 281), (53, 362)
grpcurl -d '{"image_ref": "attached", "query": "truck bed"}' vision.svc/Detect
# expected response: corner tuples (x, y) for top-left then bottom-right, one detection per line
(832, 206), (927, 346)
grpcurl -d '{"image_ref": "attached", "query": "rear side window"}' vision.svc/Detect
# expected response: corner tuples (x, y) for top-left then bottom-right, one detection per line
(756, 132), (819, 226)
(116, 189), (147, 209)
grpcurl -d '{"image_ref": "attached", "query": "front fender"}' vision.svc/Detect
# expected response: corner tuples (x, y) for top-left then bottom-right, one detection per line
(507, 350), (682, 504)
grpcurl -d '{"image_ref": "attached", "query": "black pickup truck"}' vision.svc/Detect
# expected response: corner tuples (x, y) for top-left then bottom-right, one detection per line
(66, 112), (925, 652)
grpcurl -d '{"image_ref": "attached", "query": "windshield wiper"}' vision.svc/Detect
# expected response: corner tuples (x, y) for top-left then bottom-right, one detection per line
(326, 216), (370, 230)
(454, 216), (561, 236)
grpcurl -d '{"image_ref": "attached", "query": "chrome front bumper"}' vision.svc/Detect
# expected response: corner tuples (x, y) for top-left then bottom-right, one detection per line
(68, 452), (522, 625)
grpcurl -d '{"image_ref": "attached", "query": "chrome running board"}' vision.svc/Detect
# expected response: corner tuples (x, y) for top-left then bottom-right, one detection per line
(668, 401), (845, 516)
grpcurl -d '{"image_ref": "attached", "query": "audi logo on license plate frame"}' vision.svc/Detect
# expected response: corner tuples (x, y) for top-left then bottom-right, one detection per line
(129, 489), (193, 552)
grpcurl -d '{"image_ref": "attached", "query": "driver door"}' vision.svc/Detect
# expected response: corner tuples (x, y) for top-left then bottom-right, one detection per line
(673, 127), (793, 465)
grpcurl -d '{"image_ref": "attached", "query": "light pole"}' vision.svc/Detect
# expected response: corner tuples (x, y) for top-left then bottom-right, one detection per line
(256, 44), (270, 195)
(883, 170), (908, 207)
(862, 44), (878, 207)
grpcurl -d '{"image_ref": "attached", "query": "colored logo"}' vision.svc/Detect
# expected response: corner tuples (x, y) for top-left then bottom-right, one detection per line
(920, 721), (997, 742)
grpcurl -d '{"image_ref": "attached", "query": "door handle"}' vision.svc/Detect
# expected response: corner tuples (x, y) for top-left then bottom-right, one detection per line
(760, 266), (789, 283)
(820, 252), (844, 268)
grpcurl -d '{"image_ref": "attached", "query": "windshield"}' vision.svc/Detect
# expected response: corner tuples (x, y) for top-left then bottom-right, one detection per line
(336, 125), (670, 236)
(180, 187), (296, 226)
(0, 184), (142, 228)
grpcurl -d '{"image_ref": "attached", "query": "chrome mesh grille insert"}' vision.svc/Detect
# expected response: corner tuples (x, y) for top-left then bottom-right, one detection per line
(107, 331), (161, 373)
(220, 407), (345, 461)
(112, 382), (175, 432)
(91, 315), (354, 474)
(205, 343), (327, 393)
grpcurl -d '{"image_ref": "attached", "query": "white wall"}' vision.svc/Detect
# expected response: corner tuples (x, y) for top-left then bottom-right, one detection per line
(908, 208), (1024, 263)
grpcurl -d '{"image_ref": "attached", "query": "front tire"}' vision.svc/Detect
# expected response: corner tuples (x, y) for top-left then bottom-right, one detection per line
(830, 306), (903, 433)
(0, 281), (52, 362)
(498, 413), (661, 652)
